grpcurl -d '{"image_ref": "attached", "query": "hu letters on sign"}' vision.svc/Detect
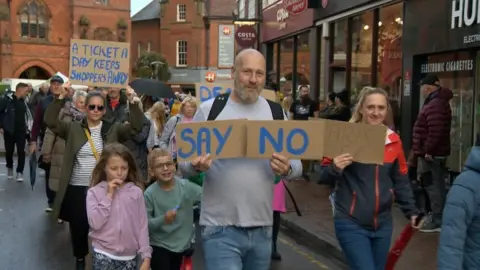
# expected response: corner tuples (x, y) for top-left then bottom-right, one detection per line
(451, 0), (480, 29)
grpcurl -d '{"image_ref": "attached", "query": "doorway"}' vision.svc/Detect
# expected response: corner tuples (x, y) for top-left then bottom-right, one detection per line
(19, 66), (50, 80)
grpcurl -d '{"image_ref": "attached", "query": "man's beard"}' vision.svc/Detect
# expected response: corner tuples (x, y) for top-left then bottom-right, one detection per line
(234, 81), (262, 104)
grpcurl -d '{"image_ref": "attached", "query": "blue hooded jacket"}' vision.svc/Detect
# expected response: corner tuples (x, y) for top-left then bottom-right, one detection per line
(438, 147), (480, 269)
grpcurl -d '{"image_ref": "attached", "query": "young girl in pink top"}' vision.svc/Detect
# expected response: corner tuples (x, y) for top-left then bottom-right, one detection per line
(86, 143), (152, 270)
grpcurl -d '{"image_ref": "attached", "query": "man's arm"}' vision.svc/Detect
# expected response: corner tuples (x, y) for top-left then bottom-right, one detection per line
(424, 105), (451, 155)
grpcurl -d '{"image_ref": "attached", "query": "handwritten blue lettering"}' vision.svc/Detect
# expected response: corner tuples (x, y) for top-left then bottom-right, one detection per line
(259, 127), (309, 155)
(199, 85), (232, 102)
(177, 126), (233, 159)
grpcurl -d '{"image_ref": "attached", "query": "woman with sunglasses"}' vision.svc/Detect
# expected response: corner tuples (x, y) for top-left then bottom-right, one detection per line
(44, 86), (144, 270)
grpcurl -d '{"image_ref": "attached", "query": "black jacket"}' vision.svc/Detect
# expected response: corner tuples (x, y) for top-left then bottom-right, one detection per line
(0, 92), (33, 136)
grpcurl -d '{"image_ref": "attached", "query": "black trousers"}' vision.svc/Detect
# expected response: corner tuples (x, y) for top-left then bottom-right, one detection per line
(63, 185), (90, 259)
(44, 166), (56, 205)
(272, 211), (281, 252)
(151, 246), (183, 270)
(4, 131), (26, 173)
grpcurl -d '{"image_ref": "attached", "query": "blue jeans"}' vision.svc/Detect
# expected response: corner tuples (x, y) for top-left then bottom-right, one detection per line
(201, 226), (272, 270)
(334, 218), (392, 270)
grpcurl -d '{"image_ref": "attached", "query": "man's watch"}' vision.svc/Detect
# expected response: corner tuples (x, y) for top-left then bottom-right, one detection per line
(282, 165), (292, 177)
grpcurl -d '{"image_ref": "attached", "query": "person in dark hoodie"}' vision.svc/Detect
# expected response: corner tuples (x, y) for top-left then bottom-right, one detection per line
(104, 87), (128, 123)
(320, 87), (419, 270)
(322, 89), (351, 121)
(437, 134), (480, 270)
(412, 74), (453, 233)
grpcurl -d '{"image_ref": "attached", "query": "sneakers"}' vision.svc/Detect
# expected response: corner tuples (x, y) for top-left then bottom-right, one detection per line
(16, 173), (23, 182)
(45, 203), (53, 213)
(420, 214), (441, 233)
(7, 168), (13, 179)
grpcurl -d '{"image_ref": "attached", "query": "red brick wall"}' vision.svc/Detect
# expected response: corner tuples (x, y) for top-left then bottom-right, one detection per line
(131, 19), (161, 71)
(4, 0), (131, 78)
(159, 0), (205, 68)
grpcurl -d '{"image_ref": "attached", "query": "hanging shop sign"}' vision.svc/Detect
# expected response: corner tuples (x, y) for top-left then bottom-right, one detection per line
(284, 0), (307, 15)
(235, 25), (258, 48)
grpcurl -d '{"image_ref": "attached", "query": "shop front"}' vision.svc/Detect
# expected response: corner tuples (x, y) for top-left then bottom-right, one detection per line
(313, 0), (403, 107)
(402, 0), (480, 172)
(262, 0), (315, 99)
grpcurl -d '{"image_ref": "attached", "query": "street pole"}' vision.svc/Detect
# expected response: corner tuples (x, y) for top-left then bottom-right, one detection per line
(256, 0), (262, 50)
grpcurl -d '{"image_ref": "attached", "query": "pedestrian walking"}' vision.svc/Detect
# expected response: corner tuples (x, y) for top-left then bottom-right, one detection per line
(41, 90), (86, 214)
(412, 74), (452, 233)
(272, 180), (287, 261)
(437, 140), (480, 270)
(44, 87), (143, 270)
(180, 49), (302, 270)
(86, 143), (151, 270)
(0, 82), (33, 181)
(321, 87), (420, 270)
(144, 148), (202, 270)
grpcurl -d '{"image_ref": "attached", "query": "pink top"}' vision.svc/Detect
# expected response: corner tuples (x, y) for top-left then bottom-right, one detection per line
(273, 180), (287, 213)
(86, 181), (152, 259)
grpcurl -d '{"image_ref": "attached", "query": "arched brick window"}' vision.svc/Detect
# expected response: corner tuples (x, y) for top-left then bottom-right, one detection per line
(19, 0), (48, 39)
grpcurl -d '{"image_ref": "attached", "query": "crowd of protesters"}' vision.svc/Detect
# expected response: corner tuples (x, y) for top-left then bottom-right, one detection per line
(0, 47), (478, 270)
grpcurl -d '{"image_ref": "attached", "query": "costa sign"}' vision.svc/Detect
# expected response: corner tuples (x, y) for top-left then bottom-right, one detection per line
(235, 25), (258, 48)
(284, 0), (307, 15)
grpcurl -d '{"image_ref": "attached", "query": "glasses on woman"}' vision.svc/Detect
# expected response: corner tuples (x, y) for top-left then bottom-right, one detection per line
(87, 105), (105, 111)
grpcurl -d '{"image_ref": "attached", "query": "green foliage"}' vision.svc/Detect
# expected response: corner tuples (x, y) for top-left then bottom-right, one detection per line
(0, 83), (9, 95)
(135, 51), (171, 82)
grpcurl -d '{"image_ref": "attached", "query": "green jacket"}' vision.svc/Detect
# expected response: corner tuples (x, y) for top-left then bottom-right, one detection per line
(44, 98), (143, 221)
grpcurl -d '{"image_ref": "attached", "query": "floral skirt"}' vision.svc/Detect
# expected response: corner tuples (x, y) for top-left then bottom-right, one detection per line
(92, 251), (137, 270)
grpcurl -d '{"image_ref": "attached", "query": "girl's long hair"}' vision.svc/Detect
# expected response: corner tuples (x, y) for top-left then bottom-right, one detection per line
(146, 101), (167, 135)
(90, 143), (144, 190)
(349, 86), (391, 125)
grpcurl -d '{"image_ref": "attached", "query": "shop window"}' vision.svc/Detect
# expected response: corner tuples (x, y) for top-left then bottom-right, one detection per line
(19, 0), (48, 40)
(351, 11), (374, 102)
(378, 3), (403, 103)
(279, 38), (294, 98)
(421, 51), (475, 172)
(332, 19), (348, 93)
(296, 32), (311, 93)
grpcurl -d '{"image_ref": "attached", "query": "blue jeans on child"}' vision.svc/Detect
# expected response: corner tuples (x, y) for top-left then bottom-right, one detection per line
(201, 226), (272, 270)
(334, 218), (392, 270)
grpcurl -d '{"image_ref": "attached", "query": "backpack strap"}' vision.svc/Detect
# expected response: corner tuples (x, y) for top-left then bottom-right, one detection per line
(266, 99), (285, 120)
(207, 93), (229, 121)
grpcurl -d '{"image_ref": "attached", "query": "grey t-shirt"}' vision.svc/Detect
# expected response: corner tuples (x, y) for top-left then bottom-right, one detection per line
(181, 96), (302, 227)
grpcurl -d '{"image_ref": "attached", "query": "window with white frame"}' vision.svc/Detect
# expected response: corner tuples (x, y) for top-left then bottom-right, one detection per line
(147, 42), (151, 52)
(138, 43), (142, 57)
(177, 4), (186, 21)
(248, 0), (256, 19)
(176, 40), (187, 67)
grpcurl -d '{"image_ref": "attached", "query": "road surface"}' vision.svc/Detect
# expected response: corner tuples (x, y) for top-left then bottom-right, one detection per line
(0, 157), (346, 269)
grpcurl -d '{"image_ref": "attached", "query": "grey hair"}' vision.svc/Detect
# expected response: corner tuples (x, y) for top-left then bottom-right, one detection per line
(40, 82), (49, 89)
(73, 90), (88, 102)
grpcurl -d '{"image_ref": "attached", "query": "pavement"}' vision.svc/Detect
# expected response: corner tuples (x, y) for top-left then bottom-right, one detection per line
(0, 157), (346, 270)
(281, 167), (440, 270)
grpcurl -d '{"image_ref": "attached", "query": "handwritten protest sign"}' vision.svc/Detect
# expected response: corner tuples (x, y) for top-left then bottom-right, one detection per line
(69, 39), (130, 88)
(246, 121), (324, 159)
(175, 119), (247, 161)
(176, 118), (387, 164)
(195, 82), (278, 103)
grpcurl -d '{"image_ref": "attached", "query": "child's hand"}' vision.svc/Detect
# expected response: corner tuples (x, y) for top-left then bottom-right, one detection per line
(164, 210), (177, 224)
(140, 258), (150, 270)
(107, 179), (123, 198)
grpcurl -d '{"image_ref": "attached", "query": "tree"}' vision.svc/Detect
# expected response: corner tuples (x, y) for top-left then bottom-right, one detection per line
(135, 51), (171, 82)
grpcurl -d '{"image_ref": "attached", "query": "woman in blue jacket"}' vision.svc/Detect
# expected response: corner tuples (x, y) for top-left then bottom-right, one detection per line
(438, 140), (480, 269)
(321, 87), (420, 270)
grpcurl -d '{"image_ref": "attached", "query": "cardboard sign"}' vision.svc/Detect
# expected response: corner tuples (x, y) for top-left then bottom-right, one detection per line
(195, 82), (278, 103)
(175, 120), (247, 160)
(69, 39), (130, 88)
(322, 121), (387, 165)
(176, 119), (387, 164)
(246, 120), (325, 159)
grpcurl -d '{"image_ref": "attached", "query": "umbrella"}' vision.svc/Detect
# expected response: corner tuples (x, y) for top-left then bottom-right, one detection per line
(29, 151), (38, 190)
(129, 79), (175, 99)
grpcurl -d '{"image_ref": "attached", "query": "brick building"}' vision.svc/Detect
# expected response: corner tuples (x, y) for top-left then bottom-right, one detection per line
(0, 0), (131, 80)
(131, 0), (238, 92)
